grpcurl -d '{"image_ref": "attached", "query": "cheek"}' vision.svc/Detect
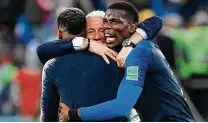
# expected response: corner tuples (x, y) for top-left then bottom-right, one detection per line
(118, 27), (129, 38)
(87, 33), (94, 40)
(113, 27), (125, 40)
(113, 25), (124, 34)
(99, 32), (105, 39)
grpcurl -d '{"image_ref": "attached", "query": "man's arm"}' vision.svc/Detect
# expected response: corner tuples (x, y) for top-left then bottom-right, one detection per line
(37, 38), (75, 64)
(116, 16), (162, 67)
(37, 37), (117, 64)
(37, 16), (162, 65)
(63, 46), (151, 121)
(128, 16), (162, 45)
(137, 16), (162, 40)
(40, 59), (59, 121)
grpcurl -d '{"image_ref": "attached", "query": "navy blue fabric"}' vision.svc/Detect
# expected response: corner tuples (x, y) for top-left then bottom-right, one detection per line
(40, 51), (124, 121)
(92, 0), (107, 11)
(137, 16), (162, 40)
(79, 40), (195, 122)
(39, 16), (163, 121)
(36, 38), (75, 64)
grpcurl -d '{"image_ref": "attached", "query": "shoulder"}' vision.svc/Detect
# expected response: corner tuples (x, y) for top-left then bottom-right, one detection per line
(43, 58), (60, 73)
(41, 59), (57, 84)
(43, 58), (59, 70)
(136, 40), (154, 48)
(125, 40), (154, 66)
(132, 40), (153, 56)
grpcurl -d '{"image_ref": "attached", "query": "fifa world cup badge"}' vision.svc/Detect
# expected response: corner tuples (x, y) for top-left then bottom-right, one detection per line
(126, 66), (139, 81)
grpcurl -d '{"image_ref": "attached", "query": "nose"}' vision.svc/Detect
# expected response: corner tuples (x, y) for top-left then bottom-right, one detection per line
(93, 32), (101, 41)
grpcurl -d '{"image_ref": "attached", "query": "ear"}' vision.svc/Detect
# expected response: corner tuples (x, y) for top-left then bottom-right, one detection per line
(128, 22), (137, 34)
(57, 30), (62, 39)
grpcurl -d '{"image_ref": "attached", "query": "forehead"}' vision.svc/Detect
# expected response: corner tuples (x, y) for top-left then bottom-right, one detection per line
(86, 16), (104, 29)
(104, 9), (126, 20)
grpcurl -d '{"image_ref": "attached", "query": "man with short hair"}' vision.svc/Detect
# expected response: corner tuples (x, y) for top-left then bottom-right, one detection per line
(39, 8), (162, 122)
(59, 2), (195, 122)
(41, 8), (133, 122)
(37, 10), (115, 65)
(57, 8), (86, 39)
(86, 11), (105, 43)
(40, 8), (88, 121)
(37, 10), (160, 64)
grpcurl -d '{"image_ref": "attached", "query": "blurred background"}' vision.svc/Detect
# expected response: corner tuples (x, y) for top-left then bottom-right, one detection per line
(0, 0), (207, 121)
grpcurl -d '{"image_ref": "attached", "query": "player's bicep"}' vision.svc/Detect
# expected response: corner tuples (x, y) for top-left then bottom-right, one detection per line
(124, 46), (150, 87)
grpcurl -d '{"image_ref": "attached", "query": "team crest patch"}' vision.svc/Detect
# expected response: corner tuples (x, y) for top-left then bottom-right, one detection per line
(126, 66), (139, 81)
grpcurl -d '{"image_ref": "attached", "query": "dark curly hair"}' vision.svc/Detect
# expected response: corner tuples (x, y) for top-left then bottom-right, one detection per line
(108, 2), (139, 22)
(57, 8), (86, 35)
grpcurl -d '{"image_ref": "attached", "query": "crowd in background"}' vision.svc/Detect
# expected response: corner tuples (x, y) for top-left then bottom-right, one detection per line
(0, 0), (207, 121)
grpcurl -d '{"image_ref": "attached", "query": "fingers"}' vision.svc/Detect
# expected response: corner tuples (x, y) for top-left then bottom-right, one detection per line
(116, 60), (124, 68)
(59, 108), (64, 121)
(58, 103), (69, 122)
(106, 48), (118, 57)
(59, 102), (65, 108)
(105, 51), (117, 62)
(102, 49), (117, 64)
(117, 59), (125, 68)
(59, 102), (71, 110)
(102, 54), (110, 64)
(58, 105), (62, 113)
(116, 54), (125, 68)
(116, 47), (133, 68)
(103, 47), (118, 63)
(88, 41), (119, 64)
(59, 114), (63, 122)
(116, 53), (125, 68)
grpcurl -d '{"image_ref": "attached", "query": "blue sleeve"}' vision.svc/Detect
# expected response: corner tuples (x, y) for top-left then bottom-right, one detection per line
(79, 45), (151, 121)
(138, 16), (162, 40)
(40, 59), (60, 121)
(150, 0), (165, 17)
(92, 0), (107, 11)
(36, 38), (75, 64)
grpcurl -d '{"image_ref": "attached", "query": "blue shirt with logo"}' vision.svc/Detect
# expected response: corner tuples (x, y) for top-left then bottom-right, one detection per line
(79, 40), (195, 122)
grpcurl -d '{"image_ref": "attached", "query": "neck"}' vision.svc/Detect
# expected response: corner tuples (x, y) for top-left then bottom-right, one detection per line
(113, 45), (122, 52)
(63, 35), (72, 39)
(63, 33), (84, 39)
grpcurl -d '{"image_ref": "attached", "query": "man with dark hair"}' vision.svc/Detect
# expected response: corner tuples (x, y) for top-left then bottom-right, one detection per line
(108, 1), (139, 22)
(59, 2), (195, 122)
(40, 8), (88, 121)
(56, 8), (86, 39)
(39, 6), (162, 123)
(103, 1), (140, 49)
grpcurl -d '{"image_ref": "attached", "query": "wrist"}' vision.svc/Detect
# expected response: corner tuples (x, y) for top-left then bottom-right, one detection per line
(83, 38), (90, 49)
(129, 28), (148, 45)
(129, 32), (143, 45)
(136, 28), (148, 40)
(122, 39), (136, 48)
(86, 39), (90, 50)
(72, 37), (85, 51)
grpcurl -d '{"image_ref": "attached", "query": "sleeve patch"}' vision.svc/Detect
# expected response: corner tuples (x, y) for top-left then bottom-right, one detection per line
(126, 66), (139, 81)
